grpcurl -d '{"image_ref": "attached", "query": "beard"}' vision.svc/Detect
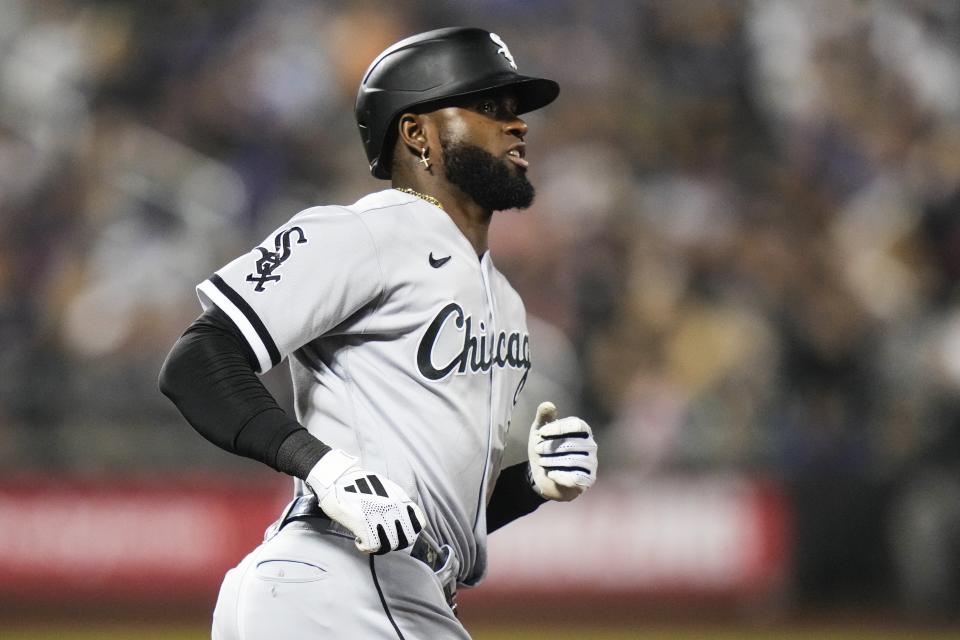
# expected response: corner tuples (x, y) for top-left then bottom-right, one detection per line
(440, 136), (535, 212)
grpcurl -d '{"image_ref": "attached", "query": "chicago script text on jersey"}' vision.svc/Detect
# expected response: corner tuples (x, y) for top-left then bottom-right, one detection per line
(416, 302), (531, 381)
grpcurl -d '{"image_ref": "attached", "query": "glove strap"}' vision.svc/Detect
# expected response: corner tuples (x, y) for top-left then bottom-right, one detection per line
(305, 449), (358, 496)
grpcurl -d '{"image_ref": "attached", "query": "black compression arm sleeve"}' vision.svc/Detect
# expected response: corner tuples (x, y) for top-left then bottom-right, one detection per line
(158, 305), (329, 477)
(486, 462), (546, 533)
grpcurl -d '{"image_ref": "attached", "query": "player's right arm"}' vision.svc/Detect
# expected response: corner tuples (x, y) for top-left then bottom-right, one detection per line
(158, 307), (424, 554)
(158, 208), (423, 554)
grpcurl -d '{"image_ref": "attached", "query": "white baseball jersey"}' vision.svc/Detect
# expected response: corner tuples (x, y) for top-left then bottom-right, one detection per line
(196, 188), (531, 585)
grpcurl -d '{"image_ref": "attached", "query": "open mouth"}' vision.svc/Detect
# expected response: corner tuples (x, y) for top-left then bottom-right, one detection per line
(506, 146), (528, 169)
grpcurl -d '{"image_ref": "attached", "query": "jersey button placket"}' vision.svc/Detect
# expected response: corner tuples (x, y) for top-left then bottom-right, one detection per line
(472, 255), (497, 533)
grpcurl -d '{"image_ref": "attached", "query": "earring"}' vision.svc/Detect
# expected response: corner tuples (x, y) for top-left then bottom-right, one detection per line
(418, 147), (430, 170)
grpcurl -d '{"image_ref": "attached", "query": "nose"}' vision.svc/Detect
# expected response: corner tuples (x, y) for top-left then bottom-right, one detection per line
(505, 116), (527, 140)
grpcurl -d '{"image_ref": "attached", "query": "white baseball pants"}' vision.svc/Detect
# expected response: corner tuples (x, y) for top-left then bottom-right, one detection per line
(211, 519), (469, 639)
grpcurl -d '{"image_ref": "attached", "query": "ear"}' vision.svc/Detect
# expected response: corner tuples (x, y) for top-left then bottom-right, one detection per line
(397, 113), (429, 157)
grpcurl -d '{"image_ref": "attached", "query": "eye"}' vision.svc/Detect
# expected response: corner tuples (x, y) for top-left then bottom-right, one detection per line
(478, 99), (498, 115)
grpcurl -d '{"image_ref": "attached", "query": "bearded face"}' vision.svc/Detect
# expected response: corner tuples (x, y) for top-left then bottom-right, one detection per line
(440, 134), (535, 212)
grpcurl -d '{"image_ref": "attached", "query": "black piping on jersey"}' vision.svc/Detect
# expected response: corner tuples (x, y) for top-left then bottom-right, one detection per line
(369, 555), (406, 640)
(209, 274), (281, 369)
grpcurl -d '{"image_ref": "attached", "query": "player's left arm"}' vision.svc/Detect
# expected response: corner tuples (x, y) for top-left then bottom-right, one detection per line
(486, 402), (598, 533)
(486, 462), (546, 533)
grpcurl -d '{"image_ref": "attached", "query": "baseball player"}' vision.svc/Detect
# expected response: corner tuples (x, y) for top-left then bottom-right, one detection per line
(159, 27), (598, 639)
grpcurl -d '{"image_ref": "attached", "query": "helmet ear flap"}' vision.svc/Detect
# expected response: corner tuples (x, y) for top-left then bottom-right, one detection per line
(372, 122), (394, 178)
(371, 112), (416, 179)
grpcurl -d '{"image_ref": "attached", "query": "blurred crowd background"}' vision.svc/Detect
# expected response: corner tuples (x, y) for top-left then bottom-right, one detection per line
(1, 0), (959, 623)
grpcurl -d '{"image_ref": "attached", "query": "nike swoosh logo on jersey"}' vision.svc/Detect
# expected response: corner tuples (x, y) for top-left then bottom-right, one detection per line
(429, 252), (451, 268)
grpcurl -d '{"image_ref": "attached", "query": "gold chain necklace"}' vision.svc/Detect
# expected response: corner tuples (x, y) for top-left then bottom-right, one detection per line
(395, 187), (444, 210)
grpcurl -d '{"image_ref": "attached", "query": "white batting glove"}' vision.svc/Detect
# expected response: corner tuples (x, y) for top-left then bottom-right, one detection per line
(306, 449), (425, 555)
(527, 402), (598, 501)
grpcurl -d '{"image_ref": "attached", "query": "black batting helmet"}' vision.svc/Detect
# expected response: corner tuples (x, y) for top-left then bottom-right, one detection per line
(355, 27), (560, 179)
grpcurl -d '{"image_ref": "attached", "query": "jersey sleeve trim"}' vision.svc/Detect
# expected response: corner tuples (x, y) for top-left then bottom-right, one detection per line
(197, 275), (281, 373)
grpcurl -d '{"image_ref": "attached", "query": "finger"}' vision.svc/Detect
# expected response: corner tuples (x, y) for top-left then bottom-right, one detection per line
(535, 437), (597, 456)
(407, 503), (424, 534)
(545, 468), (594, 488)
(532, 402), (557, 428)
(394, 520), (409, 550)
(373, 524), (392, 555)
(538, 452), (594, 469)
(538, 416), (591, 439)
(354, 515), (390, 554)
(353, 518), (382, 553)
(355, 532), (378, 554)
(397, 504), (423, 544)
